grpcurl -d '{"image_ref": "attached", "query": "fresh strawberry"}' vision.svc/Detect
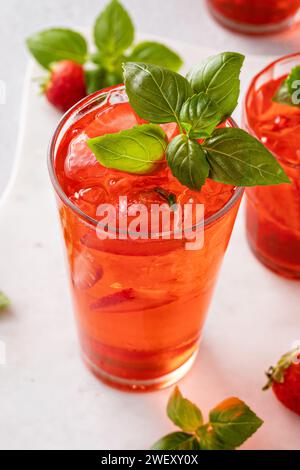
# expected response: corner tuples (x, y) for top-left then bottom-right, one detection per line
(263, 348), (300, 415)
(44, 60), (86, 112)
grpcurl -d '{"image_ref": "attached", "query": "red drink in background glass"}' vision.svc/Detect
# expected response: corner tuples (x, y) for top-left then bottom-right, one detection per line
(207, 0), (300, 34)
(48, 86), (243, 391)
(243, 54), (300, 279)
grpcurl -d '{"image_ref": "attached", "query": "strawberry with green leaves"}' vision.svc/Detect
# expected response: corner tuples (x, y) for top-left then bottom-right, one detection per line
(263, 347), (300, 416)
(26, 0), (182, 112)
(152, 387), (263, 450)
(43, 60), (87, 113)
(27, 28), (88, 112)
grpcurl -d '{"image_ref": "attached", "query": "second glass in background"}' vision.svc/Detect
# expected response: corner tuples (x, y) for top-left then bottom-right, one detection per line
(207, 0), (300, 34)
(243, 53), (300, 279)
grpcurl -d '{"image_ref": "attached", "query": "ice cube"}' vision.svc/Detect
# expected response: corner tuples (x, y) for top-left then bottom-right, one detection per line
(64, 132), (107, 182)
(85, 102), (144, 138)
(72, 252), (103, 290)
(69, 186), (109, 219)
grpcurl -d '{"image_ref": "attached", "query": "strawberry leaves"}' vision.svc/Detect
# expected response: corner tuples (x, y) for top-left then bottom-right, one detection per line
(263, 347), (300, 390)
(152, 387), (263, 451)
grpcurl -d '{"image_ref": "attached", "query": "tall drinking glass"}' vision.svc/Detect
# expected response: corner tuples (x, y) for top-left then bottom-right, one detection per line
(243, 54), (300, 279)
(48, 86), (243, 391)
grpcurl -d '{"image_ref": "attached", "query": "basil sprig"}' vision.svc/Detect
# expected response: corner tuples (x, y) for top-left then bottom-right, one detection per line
(273, 65), (300, 108)
(152, 387), (263, 450)
(88, 52), (289, 190)
(26, 0), (182, 93)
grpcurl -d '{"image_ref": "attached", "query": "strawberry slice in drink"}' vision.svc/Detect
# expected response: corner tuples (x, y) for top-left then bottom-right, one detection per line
(90, 288), (135, 310)
(90, 288), (177, 312)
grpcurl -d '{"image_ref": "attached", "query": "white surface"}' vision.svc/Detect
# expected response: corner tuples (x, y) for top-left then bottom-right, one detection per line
(0, 37), (300, 450)
(1, 0), (300, 196)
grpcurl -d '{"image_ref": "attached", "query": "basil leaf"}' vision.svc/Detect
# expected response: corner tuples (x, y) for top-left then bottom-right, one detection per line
(197, 426), (233, 450)
(273, 81), (293, 107)
(167, 387), (203, 432)
(85, 68), (106, 95)
(209, 397), (263, 449)
(180, 92), (222, 138)
(26, 28), (88, 69)
(87, 124), (167, 175)
(274, 66), (300, 108)
(167, 134), (209, 190)
(0, 291), (10, 310)
(204, 128), (290, 186)
(85, 67), (123, 93)
(287, 65), (300, 99)
(94, 0), (134, 57)
(124, 62), (192, 124)
(128, 41), (183, 72)
(187, 52), (245, 119)
(152, 432), (199, 451)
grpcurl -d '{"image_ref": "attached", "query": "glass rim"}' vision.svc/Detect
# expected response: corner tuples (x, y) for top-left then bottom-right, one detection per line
(48, 85), (244, 233)
(244, 52), (300, 168)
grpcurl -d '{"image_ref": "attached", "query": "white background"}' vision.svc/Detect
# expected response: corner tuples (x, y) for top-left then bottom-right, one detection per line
(1, 0), (300, 195)
(0, 51), (299, 450)
(0, 0), (300, 451)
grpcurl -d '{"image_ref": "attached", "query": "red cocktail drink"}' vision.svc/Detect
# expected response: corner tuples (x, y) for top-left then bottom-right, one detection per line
(243, 54), (300, 278)
(207, 0), (300, 34)
(49, 86), (243, 391)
